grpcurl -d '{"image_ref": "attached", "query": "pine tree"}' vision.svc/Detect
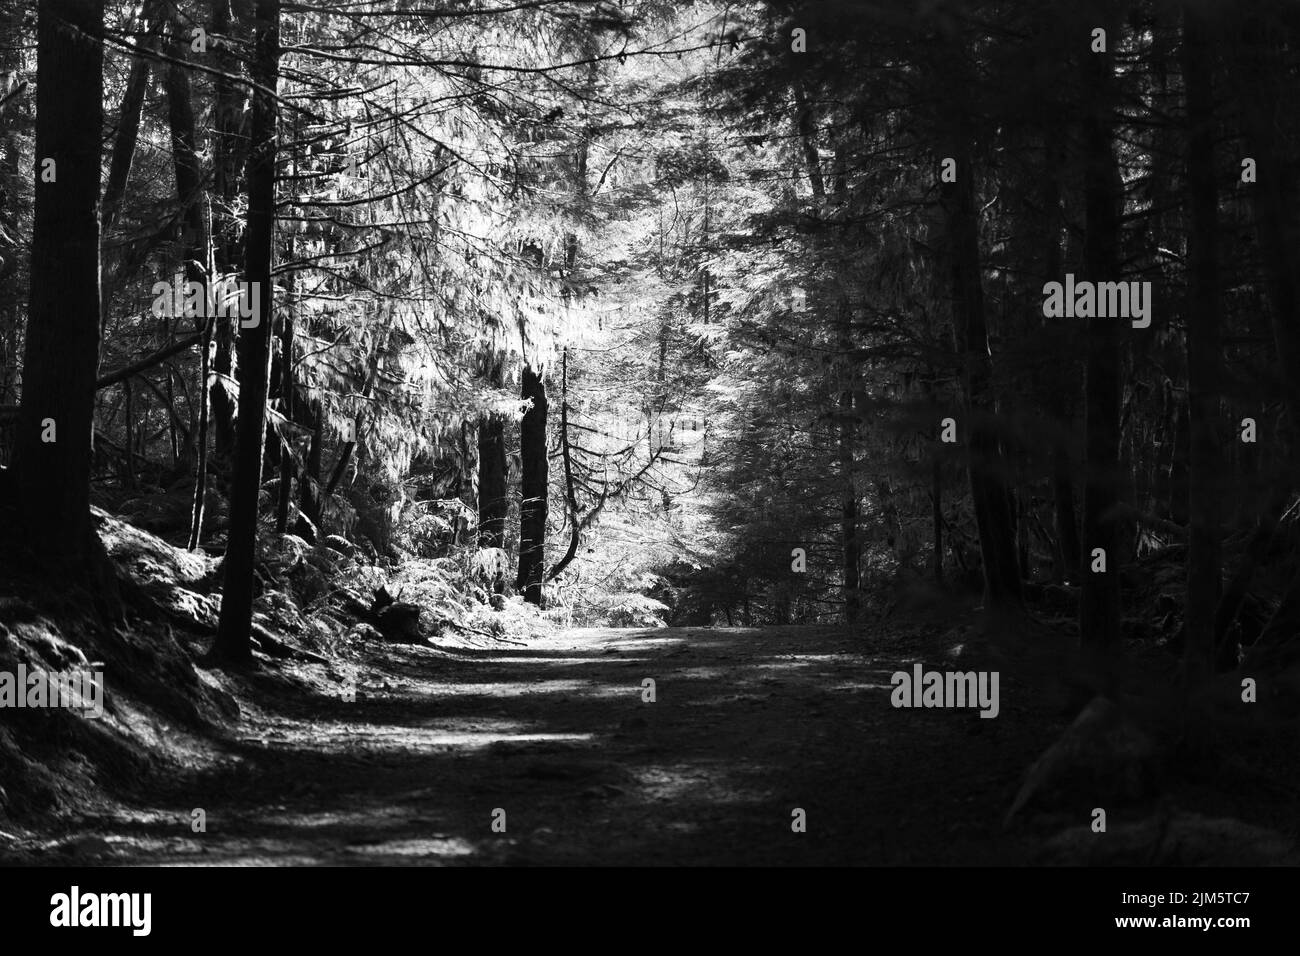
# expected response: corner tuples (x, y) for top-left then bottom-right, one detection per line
(214, 0), (280, 664)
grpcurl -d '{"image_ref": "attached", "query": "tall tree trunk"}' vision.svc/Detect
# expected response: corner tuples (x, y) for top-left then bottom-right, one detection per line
(214, 0), (279, 664)
(1168, 400), (1190, 525)
(938, 65), (1021, 610)
(324, 433), (352, 497)
(1039, 134), (1081, 582)
(1237, 9), (1300, 428)
(164, 14), (215, 550)
(275, 307), (294, 533)
(931, 455), (944, 584)
(188, 318), (212, 550)
(546, 348), (582, 584)
(1234, 7), (1300, 671)
(837, 307), (860, 625)
(516, 362), (548, 605)
(477, 355), (508, 593)
(208, 0), (247, 467)
(101, 0), (165, 237)
(275, 139), (298, 536)
(792, 82), (859, 622)
(13, 0), (115, 598)
(1051, 446), (1081, 582)
(1079, 6), (1124, 655)
(1183, 2), (1221, 681)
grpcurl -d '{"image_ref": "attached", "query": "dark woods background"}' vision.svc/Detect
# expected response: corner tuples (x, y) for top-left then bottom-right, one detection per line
(4, 0), (1285, 658)
(0, 0), (1298, 876)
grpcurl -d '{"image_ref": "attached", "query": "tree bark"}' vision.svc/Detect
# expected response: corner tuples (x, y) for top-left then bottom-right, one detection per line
(837, 309), (860, 625)
(516, 362), (548, 605)
(940, 116), (1021, 608)
(164, 12), (216, 550)
(13, 0), (115, 599)
(931, 455), (944, 584)
(546, 348), (581, 583)
(1183, 2), (1222, 681)
(188, 321), (212, 550)
(101, 0), (165, 236)
(324, 429), (353, 497)
(214, 0), (279, 665)
(1079, 6), (1124, 654)
(477, 354), (508, 592)
(208, 0), (248, 467)
(793, 82), (859, 622)
(1228, 9), (1300, 662)
(1236, 9), (1300, 432)
(1038, 134), (1081, 583)
(275, 306), (294, 534)
(276, 134), (298, 537)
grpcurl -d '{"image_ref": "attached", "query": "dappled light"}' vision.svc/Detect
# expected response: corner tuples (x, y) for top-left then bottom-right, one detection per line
(1, 0), (1299, 899)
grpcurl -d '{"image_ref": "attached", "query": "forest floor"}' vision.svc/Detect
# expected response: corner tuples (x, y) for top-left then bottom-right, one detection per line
(3, 512), (1299, 866)
(2, 618), (1070, 865)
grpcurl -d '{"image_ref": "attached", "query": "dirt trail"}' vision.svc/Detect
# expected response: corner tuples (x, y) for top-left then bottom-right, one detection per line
(26, 624), (1049, 865)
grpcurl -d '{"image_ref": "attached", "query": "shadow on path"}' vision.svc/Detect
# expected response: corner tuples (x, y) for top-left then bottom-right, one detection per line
(41, 625), (1046, 865)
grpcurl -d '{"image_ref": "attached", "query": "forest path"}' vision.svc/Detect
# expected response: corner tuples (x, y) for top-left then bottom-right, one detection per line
(49, 624), (1047, 865)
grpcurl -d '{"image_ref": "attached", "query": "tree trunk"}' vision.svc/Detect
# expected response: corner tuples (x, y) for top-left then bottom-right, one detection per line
(275, 143), (298, 537)
(188, 320), (212, 550)
(516, 362), (548, 605)
(1237, 11), (1300, 432)
(164, 14), (215, 550)
(1168, 400), (1190, 525)
(1039, 133), (1081, 583)
(1233, 7), (1300, 675)
(837, 310), (860, 625)
(323, 423), (352, 497)
(939, 109), (1021, 609)
(1051, 443), (1081, 582)
(13, 0), (116, 599)
(214, 0), (279, 665)
(931, 455), (944, 583)
(546, 348), (582, 584)
(101, 0), (165, 237)
(208, 0), (247, 467)
(1183, 2), (1221, 682)
(1079, 7), (1124, 654)
(477, 355), (508, 592)
(793, 81), (859, 622)
(275, 307), (294, 533)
